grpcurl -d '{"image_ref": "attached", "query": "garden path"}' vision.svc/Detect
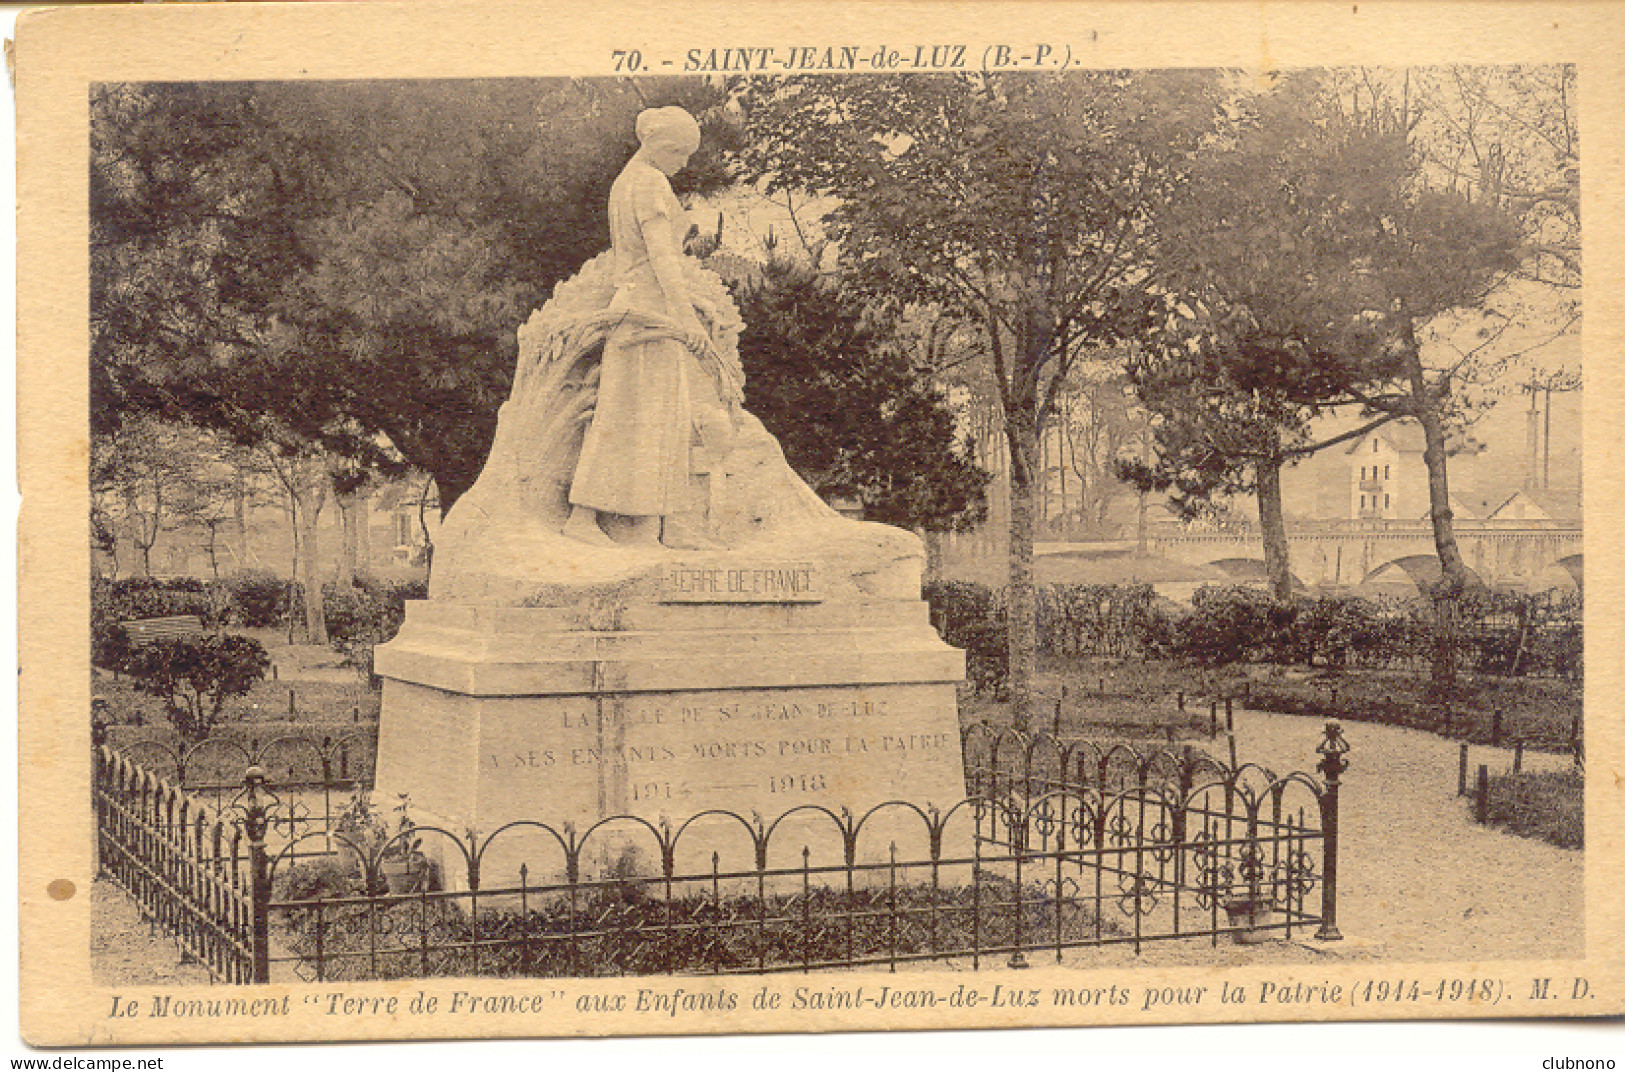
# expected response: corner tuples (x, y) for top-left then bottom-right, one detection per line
(1229, 707), (1583, 963)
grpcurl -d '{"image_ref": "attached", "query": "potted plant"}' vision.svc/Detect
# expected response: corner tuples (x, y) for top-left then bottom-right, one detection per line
(1222, 895), (1275, 944)
(332, 791), (437, 895)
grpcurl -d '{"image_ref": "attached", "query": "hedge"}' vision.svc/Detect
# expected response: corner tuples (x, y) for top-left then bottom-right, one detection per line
(323, 576), (429, 679)
(922, 580), (1008, 697)
(217, 569), (297, 628)
(921, 580), (1582, 695)
(92, 572), (430, 671)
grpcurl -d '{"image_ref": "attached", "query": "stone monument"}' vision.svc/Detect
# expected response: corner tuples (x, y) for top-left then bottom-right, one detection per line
(374, 108), (967, 883)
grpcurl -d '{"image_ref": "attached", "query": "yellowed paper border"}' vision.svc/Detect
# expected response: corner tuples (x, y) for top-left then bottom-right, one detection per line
(15, 0), (1625, 1047)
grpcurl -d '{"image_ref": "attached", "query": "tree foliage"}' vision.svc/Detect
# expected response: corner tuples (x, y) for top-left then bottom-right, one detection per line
(1125, 71), (1525, 607)
(123, 634), (272, 742)
(91, 78), (734, 510)
(92, 416), (241, 578)
(732, 71), (1226, 728)
(734, 259), (987, 533)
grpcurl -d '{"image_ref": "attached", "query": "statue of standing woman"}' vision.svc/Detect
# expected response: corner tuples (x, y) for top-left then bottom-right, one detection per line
(560, 106), (723, 549)
(428, 104), (923, 605)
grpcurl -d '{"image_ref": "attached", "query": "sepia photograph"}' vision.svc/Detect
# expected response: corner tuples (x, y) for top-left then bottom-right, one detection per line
(13, 0), (1624, 1052)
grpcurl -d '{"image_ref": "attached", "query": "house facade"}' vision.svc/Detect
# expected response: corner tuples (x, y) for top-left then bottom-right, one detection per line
(1345, 425), (1432, 521)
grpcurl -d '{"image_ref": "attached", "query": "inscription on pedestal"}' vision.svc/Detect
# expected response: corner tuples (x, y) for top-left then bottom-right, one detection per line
(659, 561), (820, 603)
(475, 691), (958, 814)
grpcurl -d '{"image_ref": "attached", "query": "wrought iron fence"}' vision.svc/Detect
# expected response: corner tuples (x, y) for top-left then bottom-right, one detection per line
(107, 728), (375, 855)
(94, 724), (1348, 984)
(93, 744), (266, 983)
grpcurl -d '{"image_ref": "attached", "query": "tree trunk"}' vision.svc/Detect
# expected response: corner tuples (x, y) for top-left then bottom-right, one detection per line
(355, 492), (372, 574)
(921, 529), (943, 584)
(232, 471), (249, 571)
(1255, 449), (1293, 600)
(285, 497), (300, 645)
(127, 495), (157, 578)
(1055, 401), (1069, 536)
(103, 535), (121, 580)
(297, 503), (328, 646)
(417, 477), (437, 573)
(1005, 398), (1040, 734)
(204, 524), (221, 580)
(1417, 403), (1466, 695)
(292, 459), (329, 647)
(1403, 326), (1467, 695)
(336, 489), (367, 586)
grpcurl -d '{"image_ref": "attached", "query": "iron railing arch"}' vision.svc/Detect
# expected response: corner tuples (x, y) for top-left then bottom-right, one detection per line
(94, 724), (1348, 982)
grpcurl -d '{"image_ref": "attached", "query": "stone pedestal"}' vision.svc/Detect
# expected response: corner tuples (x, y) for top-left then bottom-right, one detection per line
(374, 591), (968, 889)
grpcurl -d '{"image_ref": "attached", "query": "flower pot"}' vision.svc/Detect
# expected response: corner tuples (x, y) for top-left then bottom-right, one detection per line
(1223, 898), (1275, 944)
(380, 855), (438, 895)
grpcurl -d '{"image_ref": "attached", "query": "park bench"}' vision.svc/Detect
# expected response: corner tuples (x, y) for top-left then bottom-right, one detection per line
(119, 615), (205, 647)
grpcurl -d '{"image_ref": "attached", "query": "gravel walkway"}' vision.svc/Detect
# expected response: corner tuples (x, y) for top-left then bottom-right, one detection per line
(1228, 707), (1583, 962)
(90, 881), (214, 987)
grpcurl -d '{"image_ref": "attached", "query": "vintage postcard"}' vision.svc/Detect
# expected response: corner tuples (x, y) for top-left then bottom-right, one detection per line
(14, 0), (1625, 1049)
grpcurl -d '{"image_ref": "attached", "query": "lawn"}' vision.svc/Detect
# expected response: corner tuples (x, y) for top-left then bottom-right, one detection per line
(959, 655), (1217, 743)
(1479, 768), (1583, 849)
(959, 653), (1582, 758)
(1238, 666), (1581, 753)
(93, 670), (380, 732)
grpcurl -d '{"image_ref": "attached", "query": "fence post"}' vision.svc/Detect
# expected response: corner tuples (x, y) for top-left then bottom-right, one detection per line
(91, 731), (108, 877)
(1475, 764), (1490, 825)
(241, 765), (273, 984)
(1513, 740), (1523, 775)
(1457, 742), (1470, 798)
(1315, 722), (1349, 942)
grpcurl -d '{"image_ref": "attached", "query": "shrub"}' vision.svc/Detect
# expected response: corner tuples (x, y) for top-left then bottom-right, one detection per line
(1453, 589), (1584, 680)
(92, 575), (219, 628)
(1037, 582), (1158, 658)
(219, 569), (297, 628)
(92, 575), (232, 671)
(121, 634), (272, 741)
(324, 576), (427, 680)
(1175, 586), (1297, 666)
(923, 580), (1008, 697)
(323, 576), (424, 645)
(276, 871), (1117, 980)
(1294, 595), (1384, 668)
(91, 579), (129, 672)
(275, 856), (362, 904)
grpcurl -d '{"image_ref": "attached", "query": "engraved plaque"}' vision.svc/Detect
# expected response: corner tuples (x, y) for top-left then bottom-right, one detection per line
(658, 561), (822, 603)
